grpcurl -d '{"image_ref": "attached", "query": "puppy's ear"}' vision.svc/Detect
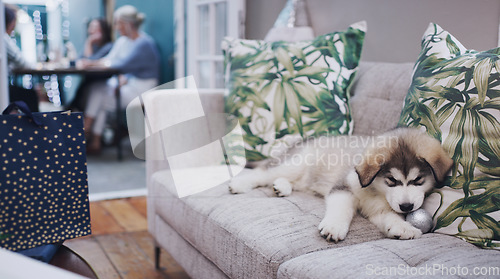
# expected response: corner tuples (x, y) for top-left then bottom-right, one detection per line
(421, 148), (454, 183)
(406, 131), (454, 183)
(355, 136), (395, 187)
(355, 158), (382, 187)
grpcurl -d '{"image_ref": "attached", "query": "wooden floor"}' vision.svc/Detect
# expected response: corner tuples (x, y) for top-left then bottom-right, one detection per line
(65, 197), (190, 279)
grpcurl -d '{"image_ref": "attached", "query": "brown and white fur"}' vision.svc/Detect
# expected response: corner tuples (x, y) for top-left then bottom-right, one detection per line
(228, 128), (454, 242)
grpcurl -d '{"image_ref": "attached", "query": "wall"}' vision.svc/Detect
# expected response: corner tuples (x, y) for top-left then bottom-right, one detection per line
(115, 0), (175, 84)
(246, 0), (500, 63)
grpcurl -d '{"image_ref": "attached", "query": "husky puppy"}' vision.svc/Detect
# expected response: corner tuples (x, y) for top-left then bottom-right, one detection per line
(228, 128), (454, 242)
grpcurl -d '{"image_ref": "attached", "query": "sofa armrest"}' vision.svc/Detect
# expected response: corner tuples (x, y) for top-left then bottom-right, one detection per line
(144, 89), (226, 178)
(144, 89), (226, 233)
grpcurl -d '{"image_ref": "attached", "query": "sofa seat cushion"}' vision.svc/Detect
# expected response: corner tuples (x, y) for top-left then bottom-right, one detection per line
(277, 234), (500, 279)
(151, 167), (384, 279)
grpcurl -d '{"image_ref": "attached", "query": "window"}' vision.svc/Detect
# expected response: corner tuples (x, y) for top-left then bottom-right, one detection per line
(175, 0), (245, 89)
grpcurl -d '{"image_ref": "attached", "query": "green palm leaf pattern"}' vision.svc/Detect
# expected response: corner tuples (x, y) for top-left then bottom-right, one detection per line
(399, 23), (500, 249)
(223, 22), (366, 160)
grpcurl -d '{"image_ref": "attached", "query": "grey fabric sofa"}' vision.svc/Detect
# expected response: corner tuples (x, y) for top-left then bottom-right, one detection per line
(146, 62), (500, 279)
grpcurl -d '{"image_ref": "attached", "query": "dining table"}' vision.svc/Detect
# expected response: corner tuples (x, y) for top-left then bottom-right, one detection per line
(12, 65), (126, 160)
(12, 65), (121, 105)
(12, 67), (121, 78)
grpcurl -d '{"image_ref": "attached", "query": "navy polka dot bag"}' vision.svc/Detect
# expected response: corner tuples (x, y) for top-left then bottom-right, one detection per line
(0, 101), (91, 255)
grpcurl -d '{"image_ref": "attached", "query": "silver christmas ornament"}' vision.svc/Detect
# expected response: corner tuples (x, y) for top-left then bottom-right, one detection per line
(406, 209), (433, 233)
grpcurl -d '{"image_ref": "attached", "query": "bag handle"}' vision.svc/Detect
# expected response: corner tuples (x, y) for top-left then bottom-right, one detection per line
(2, 101), (43, 126)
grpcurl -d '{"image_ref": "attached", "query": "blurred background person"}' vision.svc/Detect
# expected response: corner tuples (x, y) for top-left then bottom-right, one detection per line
(81, 18), (113, 60)
(4, 4), (39, 111)
(69, 17), (113, 111)
(77, 5), (160, 154)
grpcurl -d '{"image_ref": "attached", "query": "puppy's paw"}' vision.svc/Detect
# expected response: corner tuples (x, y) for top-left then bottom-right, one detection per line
(273, 178), (292, 197)
(228, 177), (256, 194)
(318, 217), (349, 243)
(386, 221), (422, 240)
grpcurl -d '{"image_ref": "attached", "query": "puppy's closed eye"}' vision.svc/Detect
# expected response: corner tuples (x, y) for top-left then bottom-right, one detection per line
(409, 176), (425, 186)
(385, 176), (401, 187)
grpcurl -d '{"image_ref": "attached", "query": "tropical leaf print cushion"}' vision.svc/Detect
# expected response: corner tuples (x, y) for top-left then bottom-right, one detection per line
(223, 22), (366, 161)
(399, 23), (500, 249)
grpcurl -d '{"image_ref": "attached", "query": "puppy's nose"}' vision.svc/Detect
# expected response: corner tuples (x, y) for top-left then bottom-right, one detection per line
(399, 203), (414, 212)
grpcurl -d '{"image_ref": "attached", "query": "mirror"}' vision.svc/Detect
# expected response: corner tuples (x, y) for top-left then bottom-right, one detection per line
(5, 0), (70, 64)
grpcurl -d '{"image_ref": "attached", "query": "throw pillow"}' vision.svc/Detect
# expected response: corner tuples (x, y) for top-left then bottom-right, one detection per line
(399, 23), (500, 249)
(223, 21), (366, 161)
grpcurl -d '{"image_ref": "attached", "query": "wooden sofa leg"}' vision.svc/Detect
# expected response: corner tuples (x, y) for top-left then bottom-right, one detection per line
(155, 245), (161, 269)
